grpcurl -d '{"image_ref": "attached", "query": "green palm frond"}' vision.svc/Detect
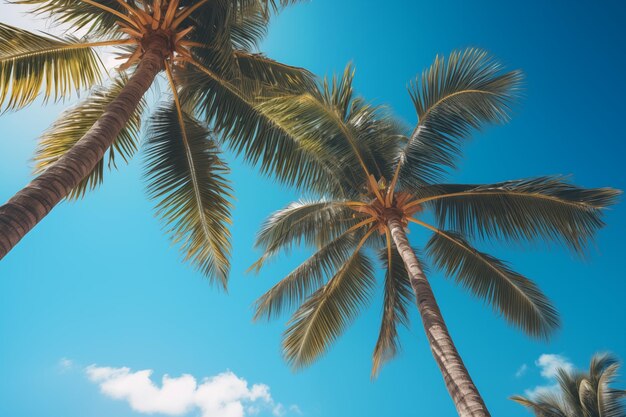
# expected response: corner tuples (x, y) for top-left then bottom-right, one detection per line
(398, 48), (522, 186)
(371, 245), (413, 377)
(0, 23), (104, 110)
(12, 0), (129, 38)
(234, 51), (315, 93)
(426, 230), (559, 339)
(179, 61), (344, 195)
(416, 177), (621, 254)
(253, 66), (395, 192)
(144, 102), (232, 287)
(282, 247), (376, 369)
(250, 200), (357, 271)
(254, 231), (361, 321)
(33, 75), (145, 199)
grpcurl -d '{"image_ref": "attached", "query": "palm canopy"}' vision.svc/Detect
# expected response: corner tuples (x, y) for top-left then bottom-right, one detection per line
(512, 353), (626, 417)
(0, 0), (340, 285)
(250, 49), (621, 376)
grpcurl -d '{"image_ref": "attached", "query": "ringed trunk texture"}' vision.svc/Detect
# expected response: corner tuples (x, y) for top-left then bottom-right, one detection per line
(387, 217), (491, 417)
(0, 39), (167, 260)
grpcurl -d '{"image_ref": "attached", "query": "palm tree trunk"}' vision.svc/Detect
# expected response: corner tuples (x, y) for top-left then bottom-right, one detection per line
(0, 37), (169, 259)
(387, 217), (491, 417)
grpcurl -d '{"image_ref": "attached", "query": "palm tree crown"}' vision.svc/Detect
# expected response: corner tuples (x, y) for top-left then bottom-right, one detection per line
(249, 49), (620, 415)
(0, 0), (336, 284)
(512, 353), (626, 417)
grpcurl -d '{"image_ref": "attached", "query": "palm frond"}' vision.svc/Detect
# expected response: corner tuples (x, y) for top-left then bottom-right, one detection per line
(426, 230), (559, 339)
(416, 177), (621, 254)
(282, 247), (376, 369)
(0, 23), (103, 110)
(254, 231), (361, 321)
(250, 200), (357, 271)
(144, 102), (232, 287)
(398, 48), (522, 186)
(33, 75), (145, 199)
(12, 0), (130, 38)
(178, 61), (345, 195)
(371, 244), (413, 377)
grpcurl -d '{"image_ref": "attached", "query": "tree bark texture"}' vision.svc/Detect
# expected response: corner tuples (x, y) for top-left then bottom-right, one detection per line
(387, 217), (491, 417)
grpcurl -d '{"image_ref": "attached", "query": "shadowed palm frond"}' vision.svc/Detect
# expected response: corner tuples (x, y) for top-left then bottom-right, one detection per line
(282, 247), (376, 369)
(397, 48), (522, 186)
(253, 65), (398, 194)
(254, 231), (361, 321)
(178, 61), (344, 195)
(415, 177), (621, 254)
(144, 102), (232, 287)
(250, 200), (357, 271)
(33, 75), (145, 199)
(371, 244), (413, 377)
(426, 230), (559, 339)
(0, 23), (104, 110)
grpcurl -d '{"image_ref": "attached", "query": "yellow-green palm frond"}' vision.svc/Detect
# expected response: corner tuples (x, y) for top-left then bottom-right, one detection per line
(178, 62), (343, 195)
(144, 103), (232, 287)
(0, 23), (103, 111)
(250, 200), (357, 271)
(33, 75), (146, 200)
(282, 247), (376, 369)
(254, 231), (361, 321)
(12, 0), (130, 38)
(371, 245), (413, 377)
(426, 229), (559, 339)
(414, 177), (622, 254)
(398, 48), (523, 186)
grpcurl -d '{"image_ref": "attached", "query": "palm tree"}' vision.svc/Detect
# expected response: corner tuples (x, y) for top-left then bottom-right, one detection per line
(0, 0), (331, 284)
(512, 353), (626, 417)
(249, 49), (621, 417)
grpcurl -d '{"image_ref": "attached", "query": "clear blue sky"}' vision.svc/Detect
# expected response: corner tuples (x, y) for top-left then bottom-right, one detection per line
(1, 1), (625, 416)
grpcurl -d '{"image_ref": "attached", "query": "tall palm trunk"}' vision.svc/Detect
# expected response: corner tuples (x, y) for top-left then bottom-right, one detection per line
(387, 217), (491, 417)
(0, 37), (168, 259)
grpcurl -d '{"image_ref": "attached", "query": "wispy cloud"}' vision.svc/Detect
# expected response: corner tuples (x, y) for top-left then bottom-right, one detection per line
(85, 365), (299, 417)
(515, 363), (528, 378)
(58, 358), (74, 372)
(524, 354), (574, 398)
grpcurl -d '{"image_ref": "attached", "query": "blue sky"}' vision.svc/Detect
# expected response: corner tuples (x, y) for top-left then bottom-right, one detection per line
(1, 1), (625, 416)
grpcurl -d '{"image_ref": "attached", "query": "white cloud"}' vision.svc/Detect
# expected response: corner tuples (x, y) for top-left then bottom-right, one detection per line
(86, 365), (300, 417)
(524, 354), (574, 398)
(58, 358), (74, 372)
(536, 354), (574, 378)
(515, 363), (528, 378)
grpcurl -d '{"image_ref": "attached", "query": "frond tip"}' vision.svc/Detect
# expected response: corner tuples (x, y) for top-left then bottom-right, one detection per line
(144, 103), (233, 287)
(426, 230), (559, 339)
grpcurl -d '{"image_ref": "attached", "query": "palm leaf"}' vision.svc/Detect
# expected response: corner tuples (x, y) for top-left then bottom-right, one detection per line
(33, 75), (145, 199)
(144, 102), (232, 287)
(371, 244), (413, 377)
(250, 200), (358, 271)
(416, 177), (621, 254)
(282, 247), (376, 369)
(426, 230), (559, 339)
(0, 23), (103, 110)
(12, 0), (132, 38)
(397, 48), (522, 186)
(254, 231), (361, 321)
(178, 61), (344, 195)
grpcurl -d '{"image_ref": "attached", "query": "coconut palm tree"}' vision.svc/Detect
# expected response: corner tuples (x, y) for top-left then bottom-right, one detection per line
(249, 49), (621, 417)
(0, 0), (332, 284)
(512, 353), (626, 417)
